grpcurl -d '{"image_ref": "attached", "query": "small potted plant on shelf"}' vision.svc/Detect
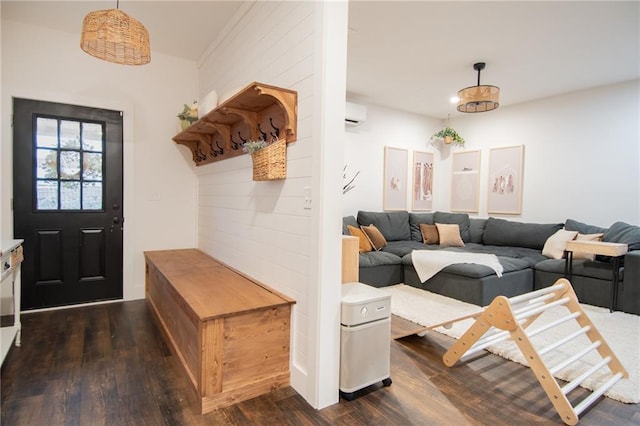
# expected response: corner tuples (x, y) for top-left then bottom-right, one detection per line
(430, 127), (465, 146)
(242, 139), (268, 154)
(177, 101), (199, 131)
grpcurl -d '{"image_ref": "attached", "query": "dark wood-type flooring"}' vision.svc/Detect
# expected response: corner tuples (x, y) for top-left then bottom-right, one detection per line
(2, 300), (639, 425)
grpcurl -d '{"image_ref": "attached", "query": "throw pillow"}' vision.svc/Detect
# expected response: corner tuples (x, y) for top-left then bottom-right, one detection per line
(542, 229), (578, 259)
(435, 223), (464, 247)
(419, 223), (439, 245)
(572, 233), (604, 260)
(361, 224), (387, 251)
(347, 225), (372, 253)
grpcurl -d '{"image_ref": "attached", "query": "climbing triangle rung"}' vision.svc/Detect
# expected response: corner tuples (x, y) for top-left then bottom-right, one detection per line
(573, 373), (624, 416)
(442, 278), (628, 426)
(550, 341), (601, 376)
(562, 356), (611, 395)
(538, 326), (591, 356)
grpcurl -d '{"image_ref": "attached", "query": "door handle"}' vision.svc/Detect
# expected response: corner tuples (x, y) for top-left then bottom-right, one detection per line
(113, 216), (120, 224)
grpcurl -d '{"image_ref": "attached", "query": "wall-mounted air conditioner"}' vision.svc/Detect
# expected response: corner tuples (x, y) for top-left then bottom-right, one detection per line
(345, 101), (367, 127)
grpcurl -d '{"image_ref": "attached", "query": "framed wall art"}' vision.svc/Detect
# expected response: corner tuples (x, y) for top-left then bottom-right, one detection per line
(487, 145), (524, 214)
(412, 150), (434, 211)
(383, 146), (408, 210)
(451, 150), (481, 213)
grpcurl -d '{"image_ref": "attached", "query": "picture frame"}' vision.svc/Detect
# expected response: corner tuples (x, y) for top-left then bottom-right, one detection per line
(451, 150), (481, 213)
(487, 145), (524, 214)
(411, 150), (434, 211)
(383, 146), (408, 211)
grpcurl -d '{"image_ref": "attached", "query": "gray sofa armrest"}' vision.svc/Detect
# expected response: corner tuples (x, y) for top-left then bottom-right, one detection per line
(620, 250), (640, 315)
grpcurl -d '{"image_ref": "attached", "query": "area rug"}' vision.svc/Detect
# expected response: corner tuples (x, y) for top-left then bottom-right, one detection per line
(380, 284), (640, 404)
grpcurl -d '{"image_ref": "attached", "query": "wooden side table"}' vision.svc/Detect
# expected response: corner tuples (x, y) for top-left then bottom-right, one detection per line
(564, 240), (628, 312)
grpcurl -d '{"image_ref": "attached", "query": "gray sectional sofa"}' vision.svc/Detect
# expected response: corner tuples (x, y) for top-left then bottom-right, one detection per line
(343, 211), (640, 315)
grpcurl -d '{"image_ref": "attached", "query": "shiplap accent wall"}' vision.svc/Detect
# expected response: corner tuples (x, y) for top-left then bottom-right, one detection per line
(195, 1), (347, 408)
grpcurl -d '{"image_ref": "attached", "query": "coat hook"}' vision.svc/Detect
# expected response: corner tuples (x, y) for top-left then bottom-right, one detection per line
(238, 132), (247, 143)
(257, 123), (267, 141)
(269, 117), (280, 139)
(231, 135), (240, 150)
(215, 141), (224, 155)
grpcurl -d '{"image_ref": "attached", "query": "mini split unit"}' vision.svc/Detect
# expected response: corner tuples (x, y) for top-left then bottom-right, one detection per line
(345, 101), (367, 126)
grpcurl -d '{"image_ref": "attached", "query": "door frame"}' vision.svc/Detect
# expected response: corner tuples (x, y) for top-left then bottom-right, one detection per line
(3, 87), (135, 303)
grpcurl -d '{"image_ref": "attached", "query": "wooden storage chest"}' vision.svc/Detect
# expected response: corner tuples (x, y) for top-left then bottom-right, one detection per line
(144, 249), (295, 413)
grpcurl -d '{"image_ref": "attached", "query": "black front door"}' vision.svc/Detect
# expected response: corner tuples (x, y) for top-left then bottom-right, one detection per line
(13, 98), (124, 310)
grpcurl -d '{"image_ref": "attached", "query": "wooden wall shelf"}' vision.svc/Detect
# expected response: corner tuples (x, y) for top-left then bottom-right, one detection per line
(173, 82), (298, 167)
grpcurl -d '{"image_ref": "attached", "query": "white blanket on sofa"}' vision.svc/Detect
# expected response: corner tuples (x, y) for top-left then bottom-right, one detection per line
(411, 250), (504, 282)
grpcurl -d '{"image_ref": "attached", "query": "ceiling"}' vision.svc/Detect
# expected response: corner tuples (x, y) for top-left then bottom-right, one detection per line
(3, 1), (639, 119)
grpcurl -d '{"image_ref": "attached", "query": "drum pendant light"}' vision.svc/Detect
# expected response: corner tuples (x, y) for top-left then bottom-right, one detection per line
(457, 62), (499, 113)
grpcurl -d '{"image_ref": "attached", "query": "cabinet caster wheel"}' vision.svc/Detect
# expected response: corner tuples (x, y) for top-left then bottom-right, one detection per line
(382, 378), (392, 387)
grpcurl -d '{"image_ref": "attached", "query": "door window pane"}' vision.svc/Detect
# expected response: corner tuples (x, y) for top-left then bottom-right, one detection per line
(82, 182), (102, 210)
(36, 149), (58, 179)
(36, 118), (58, 148)
(83, 152), (102, 180)
(36, 180), (58, 209)
(60, 151), (81, 180)
(82, 123), (103, 152)
(60, 120), (81, 149)
(35, 116), (105, 211)
(60, 181), (81, 210)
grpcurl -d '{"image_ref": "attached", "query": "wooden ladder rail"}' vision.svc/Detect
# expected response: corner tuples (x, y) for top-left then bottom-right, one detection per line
(442, 278), (628, 426)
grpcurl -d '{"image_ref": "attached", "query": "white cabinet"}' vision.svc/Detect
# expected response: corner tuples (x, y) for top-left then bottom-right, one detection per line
(1, 239), (23, 365)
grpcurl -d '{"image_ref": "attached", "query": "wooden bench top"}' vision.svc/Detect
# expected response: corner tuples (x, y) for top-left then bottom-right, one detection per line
(144, 249), (294, 321)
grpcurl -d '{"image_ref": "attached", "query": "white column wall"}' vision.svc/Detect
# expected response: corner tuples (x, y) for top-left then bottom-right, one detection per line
(195, 1), (347, 408)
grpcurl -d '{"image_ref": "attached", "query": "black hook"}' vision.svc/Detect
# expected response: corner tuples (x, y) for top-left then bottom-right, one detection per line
(269, 117), (280, 139)
(257, 123), (267, 141)
(215, 141), (224, 155)
(239, 132), (247, 143)
(197, 147), (207, 161)
(231, 135), (240, 150)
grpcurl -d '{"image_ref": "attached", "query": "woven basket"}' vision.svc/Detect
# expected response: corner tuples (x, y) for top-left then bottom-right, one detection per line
(251, 139), (286, 181)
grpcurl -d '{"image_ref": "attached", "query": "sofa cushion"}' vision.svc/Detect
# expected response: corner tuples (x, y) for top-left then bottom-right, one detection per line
(342, 215), (358, 235)
(535, 258), (618, 281)
(347, 225), (372, 253)
(361, 224), (387, 250)
(420, 224), (439, 245)
(434, 212), (471, 242)
(409, 212), (435, 242)
(382, 240), (430, 257)
(483, 217), (563, 250)
(542, 229), (578, 259)
(359, 251), (402, 268)
(469, 218), (487, 244)
(565, 218), (607, 235)
(358, 211), (411, 241)
(436, 223), (465, 247)
(602, 221), (640, 251)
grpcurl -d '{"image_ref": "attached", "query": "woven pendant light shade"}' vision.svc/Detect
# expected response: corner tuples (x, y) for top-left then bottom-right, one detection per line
(456, 62), (500, 113)
(80, 8), (150, 65)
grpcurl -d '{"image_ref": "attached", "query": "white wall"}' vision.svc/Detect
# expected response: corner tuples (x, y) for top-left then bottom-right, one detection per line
(344, 80), (640, 228)
(1, 19), (198, 306)
(195, 1), (347, 409)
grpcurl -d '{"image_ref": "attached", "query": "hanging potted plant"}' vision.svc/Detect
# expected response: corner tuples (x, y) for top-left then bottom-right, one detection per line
(430, 127), (465, 146)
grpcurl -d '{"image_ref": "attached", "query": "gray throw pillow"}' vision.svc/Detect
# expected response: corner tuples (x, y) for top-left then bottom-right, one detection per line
(434, 212), (471, 242)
